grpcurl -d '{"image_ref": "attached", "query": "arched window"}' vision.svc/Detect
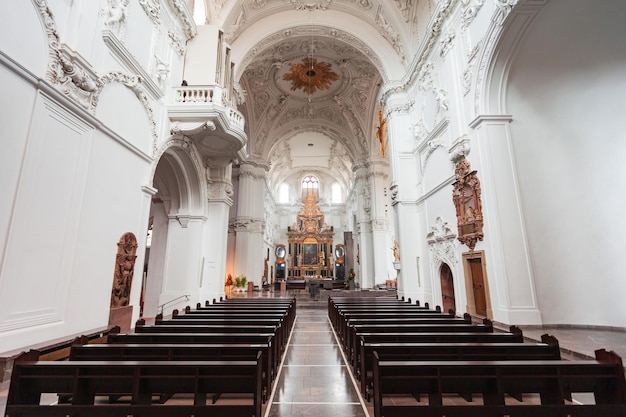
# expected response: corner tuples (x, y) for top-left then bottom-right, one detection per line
(331, 183), (342, 204)
(301, 175), (319, 200)
(192, 0), (206, 25)
(279, 183), (289, 203)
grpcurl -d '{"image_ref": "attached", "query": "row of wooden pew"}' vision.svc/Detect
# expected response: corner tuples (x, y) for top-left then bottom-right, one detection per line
(328, 295), (626, 417)
(6, 297), (296, 417)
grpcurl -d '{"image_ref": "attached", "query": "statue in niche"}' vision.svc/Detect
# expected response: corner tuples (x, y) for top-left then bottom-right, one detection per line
(392, 239), (400, 262)
(110, 232), (138, 308)
(103, 0), (129, 37)
(452, 158), (484, 250)
(263, 248), (269, 280)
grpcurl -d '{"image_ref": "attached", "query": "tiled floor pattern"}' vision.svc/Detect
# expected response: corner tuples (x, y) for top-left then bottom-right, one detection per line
(266, 307), (369, 417)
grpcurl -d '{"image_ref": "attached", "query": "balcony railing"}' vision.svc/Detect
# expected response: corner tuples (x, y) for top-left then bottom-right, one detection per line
(170, 85), (245, 130)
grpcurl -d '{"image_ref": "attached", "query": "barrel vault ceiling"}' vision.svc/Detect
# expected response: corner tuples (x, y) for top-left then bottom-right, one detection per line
(197, 0), (435, 199)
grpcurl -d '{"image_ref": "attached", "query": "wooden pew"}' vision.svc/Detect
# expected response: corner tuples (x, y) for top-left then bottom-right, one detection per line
(329, 305), (444, 330)
(336, 313), (470, 348)
(135, 321), (285, 357)
(70, 343), (274, 401)
(359, 334), (561, 398)
(107, 332), (279, 379)
(190, 304), (296, 333)
(328, 301), (435, 327)
(353, 326), (524, 372)
(372, 348), (626, 417)
(6, 351), (263, 417)
(345, 320), (494, 363)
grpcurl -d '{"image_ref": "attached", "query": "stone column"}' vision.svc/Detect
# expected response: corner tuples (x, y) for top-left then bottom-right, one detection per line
(233, 159), (269, 287)
(367, 157), (390, 288)
(200, 161), (234, 301)
(353, 161), (373, 289)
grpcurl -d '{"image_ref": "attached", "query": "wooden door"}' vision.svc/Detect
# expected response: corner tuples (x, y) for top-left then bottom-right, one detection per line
(468, 258), (487, 316)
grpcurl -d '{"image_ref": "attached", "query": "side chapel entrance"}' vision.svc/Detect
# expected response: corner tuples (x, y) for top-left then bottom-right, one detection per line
(439, 263), (456, 313)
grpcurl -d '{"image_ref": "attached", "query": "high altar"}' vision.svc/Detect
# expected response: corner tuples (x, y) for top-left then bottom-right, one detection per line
(286, 192), (334, 278)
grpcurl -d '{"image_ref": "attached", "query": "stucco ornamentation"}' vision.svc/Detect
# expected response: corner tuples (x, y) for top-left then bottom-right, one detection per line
(493, 0), (518, 25)
(426, 217), (457, 266)
(139, 0), (161, 25)
(103, 0), (129, 39)
(291, 0), (332, 11)
(460, 0), (485, 27)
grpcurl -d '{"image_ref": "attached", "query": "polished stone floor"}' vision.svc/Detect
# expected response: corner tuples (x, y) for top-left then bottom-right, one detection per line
(266, 306), (369, 417)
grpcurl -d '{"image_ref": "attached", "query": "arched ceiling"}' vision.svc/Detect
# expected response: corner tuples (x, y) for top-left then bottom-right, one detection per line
(194, 0), (436, 199)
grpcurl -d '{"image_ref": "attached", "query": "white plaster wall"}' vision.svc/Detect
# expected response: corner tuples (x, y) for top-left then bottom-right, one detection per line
(0, 2), (48, 76)
(506, 0), (626, 327)
(0, 86), (152, 352)
(0, 93), (95, 352)
(96, 82), (153, 156)
(67, 128), (151, 332)
(160, 220), (204, 314)
(0, 67), (38, 274)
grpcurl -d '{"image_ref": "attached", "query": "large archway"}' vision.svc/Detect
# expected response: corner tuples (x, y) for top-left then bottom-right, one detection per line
(142, 143), (205, 319)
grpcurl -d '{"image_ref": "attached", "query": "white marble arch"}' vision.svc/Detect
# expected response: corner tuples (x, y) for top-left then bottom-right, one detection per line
(230, 9), (405, 82)
(143, 139), (208, 318)
(474, 0), (626, 327)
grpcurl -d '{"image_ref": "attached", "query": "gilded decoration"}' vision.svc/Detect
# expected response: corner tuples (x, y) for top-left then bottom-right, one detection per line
(283, 58), (339, 94)
(452, 159), (484, 250)
(286, 192), (334, 278)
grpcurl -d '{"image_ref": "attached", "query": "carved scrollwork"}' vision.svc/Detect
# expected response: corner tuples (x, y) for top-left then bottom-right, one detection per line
(493, 0), (519, 26)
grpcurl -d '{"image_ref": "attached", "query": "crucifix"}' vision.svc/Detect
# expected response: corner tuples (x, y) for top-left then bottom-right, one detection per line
(376, 110), (387, 156)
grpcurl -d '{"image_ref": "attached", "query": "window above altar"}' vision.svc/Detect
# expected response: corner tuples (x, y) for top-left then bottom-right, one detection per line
(301, 175), (319, 201)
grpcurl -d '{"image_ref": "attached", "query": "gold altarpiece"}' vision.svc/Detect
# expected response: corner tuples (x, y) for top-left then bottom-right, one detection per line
(287, 192), (334, 278)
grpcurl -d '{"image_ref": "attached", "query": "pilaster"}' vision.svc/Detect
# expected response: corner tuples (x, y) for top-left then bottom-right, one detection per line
(469, 114), (541, 324)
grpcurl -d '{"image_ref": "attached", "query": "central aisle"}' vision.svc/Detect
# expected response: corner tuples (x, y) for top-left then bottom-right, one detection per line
(266, 307), (369, 417)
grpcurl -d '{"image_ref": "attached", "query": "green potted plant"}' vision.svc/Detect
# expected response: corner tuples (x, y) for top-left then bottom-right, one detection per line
(234, 274), (247, 293)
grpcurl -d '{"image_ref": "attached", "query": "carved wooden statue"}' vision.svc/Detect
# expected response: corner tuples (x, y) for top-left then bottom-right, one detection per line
(110, 232), (138, 308)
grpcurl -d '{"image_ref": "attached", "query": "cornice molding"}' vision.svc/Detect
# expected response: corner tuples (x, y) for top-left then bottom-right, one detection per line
(469, 114), (513, 128)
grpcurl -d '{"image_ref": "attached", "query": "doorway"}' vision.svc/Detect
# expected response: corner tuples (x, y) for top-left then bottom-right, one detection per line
(439, 263), (456, 313)
(462, 251), (492, 318)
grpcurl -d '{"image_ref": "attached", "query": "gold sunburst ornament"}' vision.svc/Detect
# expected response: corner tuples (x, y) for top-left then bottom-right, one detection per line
(283, 58), (339, 95)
